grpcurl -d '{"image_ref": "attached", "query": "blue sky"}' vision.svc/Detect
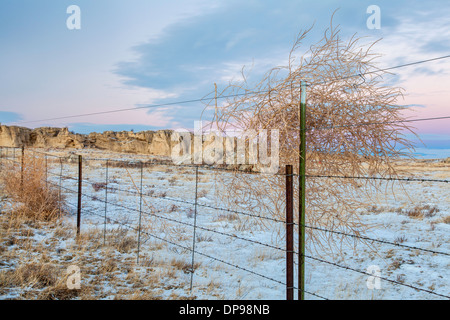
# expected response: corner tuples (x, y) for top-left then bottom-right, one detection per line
(0, 1), (449, 150)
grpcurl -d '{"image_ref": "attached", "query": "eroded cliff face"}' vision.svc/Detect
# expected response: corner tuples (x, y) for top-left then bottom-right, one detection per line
(0, 125), (273, 171)
(0, 125), (175, 156)
(86, 130), (174, 155)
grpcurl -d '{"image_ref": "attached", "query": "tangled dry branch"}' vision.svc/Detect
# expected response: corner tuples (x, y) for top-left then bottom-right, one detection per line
(207, 21), (417, 255)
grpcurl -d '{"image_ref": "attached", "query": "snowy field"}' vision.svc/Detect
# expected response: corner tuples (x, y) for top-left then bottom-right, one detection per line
(0, 148), (449, 300)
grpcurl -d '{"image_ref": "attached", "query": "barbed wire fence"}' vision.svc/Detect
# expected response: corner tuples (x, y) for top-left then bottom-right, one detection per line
(0, 139), (448, 300)
(0, 147), (304, 298)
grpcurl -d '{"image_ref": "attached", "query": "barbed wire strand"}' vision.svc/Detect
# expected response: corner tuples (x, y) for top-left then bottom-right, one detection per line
(7, 54), (450, 126)
(27, 156), (450, 258)
(49, 181), (288, 253)
(46, 170), (288, 225)
(304, 174), (449, 184)
(302, 224), (449, 257)
(21, 147), (450, 184)
(62, 200), (290, 291)
(304, 255), (450, 299)
(54, 182), (450, 299)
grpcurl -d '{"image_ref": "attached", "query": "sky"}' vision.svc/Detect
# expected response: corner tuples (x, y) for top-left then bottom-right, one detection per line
(0, 0), (449, 151)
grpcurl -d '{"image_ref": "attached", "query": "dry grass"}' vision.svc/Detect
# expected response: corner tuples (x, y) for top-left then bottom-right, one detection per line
(440, 216), (450, 224)
(197, 189), (208, 198)
(170, 258), (200, 274)
(394, 235), (408, 244)
(0, 263), (58, 288)
(215, 213), (240, 222)
(0, 154), (209, 300)
(0, 153), (65, 222)
(37, 277), (84, 300)
(0, 213), (204, 300)
(398, 205), (440, 220)
(91, 182), (107, 192)
(113, 231), (138, 254)
(0, 190), (211, 301)
(366, 205), (384, 215)
(387, 258), (403, 271)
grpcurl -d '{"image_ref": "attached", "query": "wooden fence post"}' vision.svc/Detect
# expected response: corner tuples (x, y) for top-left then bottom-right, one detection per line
(77, 155), (82, 237)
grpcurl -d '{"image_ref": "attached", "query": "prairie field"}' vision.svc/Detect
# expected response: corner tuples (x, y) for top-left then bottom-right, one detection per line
(0, 148), (448, 300)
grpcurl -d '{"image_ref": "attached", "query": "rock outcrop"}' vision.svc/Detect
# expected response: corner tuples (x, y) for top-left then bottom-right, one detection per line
(0, 125), (275, 172)
(0, 125), (174, 156)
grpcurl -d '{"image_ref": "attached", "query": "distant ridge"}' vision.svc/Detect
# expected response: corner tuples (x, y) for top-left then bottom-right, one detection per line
(0, 125), (175, 156)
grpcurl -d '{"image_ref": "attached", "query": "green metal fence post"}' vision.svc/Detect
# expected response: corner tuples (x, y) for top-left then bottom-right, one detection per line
(298, 80), (307, 300)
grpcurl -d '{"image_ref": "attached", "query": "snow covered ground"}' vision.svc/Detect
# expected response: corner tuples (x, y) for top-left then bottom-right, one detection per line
(1, 148), (449, 300)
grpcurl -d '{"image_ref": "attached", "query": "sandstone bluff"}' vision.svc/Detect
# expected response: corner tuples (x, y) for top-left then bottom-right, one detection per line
(0, 125), (175, 156)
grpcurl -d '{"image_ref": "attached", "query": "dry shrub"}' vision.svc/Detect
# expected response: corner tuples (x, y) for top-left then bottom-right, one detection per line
(1, 153), (64, 222)
(404, 205), (439, 219)
(208, 18), (416, 255)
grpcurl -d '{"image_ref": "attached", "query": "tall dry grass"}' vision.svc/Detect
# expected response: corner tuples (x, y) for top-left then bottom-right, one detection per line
(0, 153), (64, 222)
(0, 152), (206, 300)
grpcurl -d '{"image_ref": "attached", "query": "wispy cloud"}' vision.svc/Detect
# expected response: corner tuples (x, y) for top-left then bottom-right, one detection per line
(1, 0), (450, 146)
